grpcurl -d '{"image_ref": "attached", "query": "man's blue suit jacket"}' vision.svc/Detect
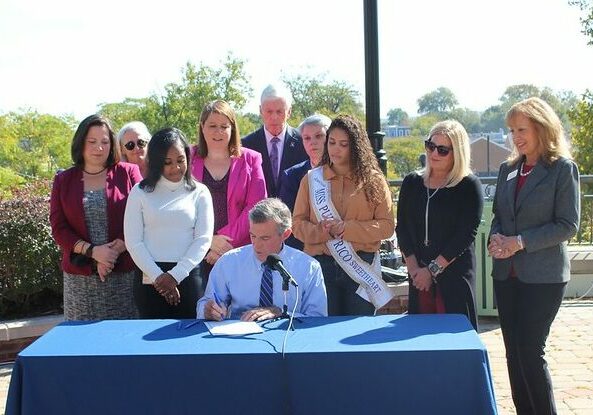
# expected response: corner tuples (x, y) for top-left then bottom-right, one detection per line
(278, 159), (312, 250)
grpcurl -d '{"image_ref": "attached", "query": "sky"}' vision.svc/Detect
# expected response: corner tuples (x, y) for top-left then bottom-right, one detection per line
(1, 0), (592, 121)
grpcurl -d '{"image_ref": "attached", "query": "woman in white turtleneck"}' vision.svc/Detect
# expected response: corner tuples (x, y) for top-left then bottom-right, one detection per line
(124, 127), (214, 318)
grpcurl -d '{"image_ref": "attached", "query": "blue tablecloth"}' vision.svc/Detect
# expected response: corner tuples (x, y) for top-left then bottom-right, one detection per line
(6, 314), (497, 415)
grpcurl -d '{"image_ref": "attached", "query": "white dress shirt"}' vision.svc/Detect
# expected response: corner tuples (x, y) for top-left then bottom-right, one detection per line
(196, 244), (327, 318)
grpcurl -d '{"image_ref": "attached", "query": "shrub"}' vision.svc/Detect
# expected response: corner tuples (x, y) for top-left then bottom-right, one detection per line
(0, 180), (63, 319)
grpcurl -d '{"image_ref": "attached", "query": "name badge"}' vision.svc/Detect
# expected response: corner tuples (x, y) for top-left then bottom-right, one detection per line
(506, 170), (518, 181)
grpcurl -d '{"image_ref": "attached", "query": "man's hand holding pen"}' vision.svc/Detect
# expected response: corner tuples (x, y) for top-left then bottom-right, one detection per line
(204, 299), (229, 321)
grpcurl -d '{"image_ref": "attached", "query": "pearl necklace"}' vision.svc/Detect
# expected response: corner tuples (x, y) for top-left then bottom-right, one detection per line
(519, 162), (533, 177)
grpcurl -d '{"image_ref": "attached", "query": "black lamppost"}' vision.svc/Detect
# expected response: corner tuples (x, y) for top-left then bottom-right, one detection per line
(364, 0), (387, 175)
(486, 133), (491, 176)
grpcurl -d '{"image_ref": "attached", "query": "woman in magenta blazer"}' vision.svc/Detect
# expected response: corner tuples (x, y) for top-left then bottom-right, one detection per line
(191, 100), (267, 282)
(50, 114), (143, 320)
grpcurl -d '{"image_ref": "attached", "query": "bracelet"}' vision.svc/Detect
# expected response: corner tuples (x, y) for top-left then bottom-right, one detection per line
(85, 243), (95, 258)
(517, 234), (524, 250)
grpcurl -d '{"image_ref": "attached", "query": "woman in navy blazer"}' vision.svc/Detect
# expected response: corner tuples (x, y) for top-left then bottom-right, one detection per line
(489, 97), (580, 415)
(191, 100), (267, 282)
(50, 114), (142, 320)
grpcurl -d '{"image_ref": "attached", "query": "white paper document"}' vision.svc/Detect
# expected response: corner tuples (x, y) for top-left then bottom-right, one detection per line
(204, 320), (264, 336)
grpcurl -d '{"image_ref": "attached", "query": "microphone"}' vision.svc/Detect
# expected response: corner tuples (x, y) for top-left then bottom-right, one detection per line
(265, 254), (299, 288)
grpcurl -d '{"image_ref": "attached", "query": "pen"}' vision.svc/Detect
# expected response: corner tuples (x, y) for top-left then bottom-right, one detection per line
(212, 291), (230, 320)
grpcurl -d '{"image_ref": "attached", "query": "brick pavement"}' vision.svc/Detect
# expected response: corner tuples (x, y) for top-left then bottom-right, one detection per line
(1, 300), (592, 415)
(480, 299), (593, 415)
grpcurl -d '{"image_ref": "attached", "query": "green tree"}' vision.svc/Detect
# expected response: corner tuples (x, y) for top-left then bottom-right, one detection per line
(410, 113), (441, 137)
(568, 88), (593, 243)
(498, 84), (574, 132)
(99, 53), (253, 140)
(569, 91), (593, 174)
(0, 166), (25, 197)
(498, 84), (542, 111)
(384, 137), (425, 179)
(417, 87), (458, 115)
(98, 98), (156, 132)
(282, 73), (364, 122)
(480, 105), (505, 132)
(236, 114), (258, 138)
(0, 111), (75, 178)
(570, 0), (593, 44)
(386, 107), (409, 125)
(449, 108), (481, 133)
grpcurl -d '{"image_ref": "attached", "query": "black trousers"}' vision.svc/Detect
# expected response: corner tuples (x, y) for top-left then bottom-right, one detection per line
(494, 278), (566, 415)
(133, 262), (203, 319)
(315, 252), (376, 316)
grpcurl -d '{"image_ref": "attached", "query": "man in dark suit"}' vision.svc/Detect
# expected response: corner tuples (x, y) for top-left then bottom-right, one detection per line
(242, 84), (307, 197)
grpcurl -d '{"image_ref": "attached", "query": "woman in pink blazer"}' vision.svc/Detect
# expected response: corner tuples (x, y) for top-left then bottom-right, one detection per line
(191, 100), (267, 282)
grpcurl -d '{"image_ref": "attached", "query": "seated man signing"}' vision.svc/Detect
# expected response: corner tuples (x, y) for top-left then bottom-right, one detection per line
(196, 198), (328, 321)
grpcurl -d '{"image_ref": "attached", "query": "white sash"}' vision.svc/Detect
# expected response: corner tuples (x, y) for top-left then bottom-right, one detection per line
(308, 167), (395, 310)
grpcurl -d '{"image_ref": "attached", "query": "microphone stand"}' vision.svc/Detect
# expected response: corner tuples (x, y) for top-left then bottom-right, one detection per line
(269, 274), (302, 330)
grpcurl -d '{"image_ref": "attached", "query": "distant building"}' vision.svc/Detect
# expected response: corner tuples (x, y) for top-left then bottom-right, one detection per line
(470, 136), (511, 177)
(469, 129), (508, 146)
(383, 125), (411, 138)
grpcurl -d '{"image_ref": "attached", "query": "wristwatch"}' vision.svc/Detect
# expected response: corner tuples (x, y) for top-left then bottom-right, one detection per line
(428, 260), (443, 277)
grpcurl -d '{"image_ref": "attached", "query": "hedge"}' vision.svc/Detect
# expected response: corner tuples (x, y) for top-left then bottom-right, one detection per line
(0, 180), (63, 319)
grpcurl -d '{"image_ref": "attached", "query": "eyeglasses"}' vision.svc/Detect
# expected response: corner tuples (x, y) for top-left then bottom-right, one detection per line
(424, 140), (453, 156)
(123, 139), (148, 151)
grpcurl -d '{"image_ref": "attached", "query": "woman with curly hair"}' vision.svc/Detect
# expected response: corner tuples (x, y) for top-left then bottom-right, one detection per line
(293, 115), (395, 315)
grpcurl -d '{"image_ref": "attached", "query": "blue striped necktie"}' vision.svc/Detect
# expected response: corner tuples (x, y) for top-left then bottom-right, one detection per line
(259, 265), (274, 307)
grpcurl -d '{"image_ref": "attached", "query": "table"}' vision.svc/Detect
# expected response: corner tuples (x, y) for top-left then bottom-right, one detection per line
(6, 314), (497, 415)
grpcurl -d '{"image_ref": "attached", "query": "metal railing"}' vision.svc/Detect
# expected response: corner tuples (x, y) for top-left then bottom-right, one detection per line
(388, 175), (593, 245)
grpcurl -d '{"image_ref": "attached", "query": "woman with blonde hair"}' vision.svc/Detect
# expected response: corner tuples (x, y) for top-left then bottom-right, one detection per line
(396, 119), (483, 329)
(488, 97), (580, 414)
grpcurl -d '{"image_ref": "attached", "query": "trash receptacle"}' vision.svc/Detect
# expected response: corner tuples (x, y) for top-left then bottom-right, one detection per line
(475, 201), (498, 316)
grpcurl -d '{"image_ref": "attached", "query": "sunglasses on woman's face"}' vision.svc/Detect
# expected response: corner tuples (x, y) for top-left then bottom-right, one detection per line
(123, 139), (148, 151)
(424, 140), (453, 156)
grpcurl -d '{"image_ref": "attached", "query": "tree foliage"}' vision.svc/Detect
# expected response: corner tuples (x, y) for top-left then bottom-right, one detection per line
(571, 0), (593, 45)
(384, 137), (425, 179)
(0, 111), (75, 180)
(569, 90), (593, 174)
(417, 87), (458, 115)
(410, 113), (441, 137)
(448, 107), (481, 133)
(386, 107), (409, 125)
(480, 105), (505, 133)
(100, 54), (253, 140)
(0, 179), (62, 318)
(477, 84), (575, 133)
(282, 73), (364, 122)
